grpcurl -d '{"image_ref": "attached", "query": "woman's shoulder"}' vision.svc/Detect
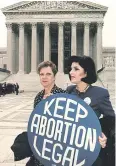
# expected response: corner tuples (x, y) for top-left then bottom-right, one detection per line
(34, 90), (44, 108)
(90, 85), (109, 97)
(53, 85), (67, 93)
(67, 85), (76, 89)
(66, 85), (76, 93)
(34, 90), (44, 100)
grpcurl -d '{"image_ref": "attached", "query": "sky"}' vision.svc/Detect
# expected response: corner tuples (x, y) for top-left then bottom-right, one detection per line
(0, 0), (116, 47)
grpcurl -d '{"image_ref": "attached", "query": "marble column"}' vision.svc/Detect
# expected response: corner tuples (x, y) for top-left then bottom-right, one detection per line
(58, 22), (64, 73)
(6, 23), (13, 73)
(71, 22), (77, 56)
(24, 32), (28, 73)
(31, 23), (38, 73)
(15, 33), (19, 73)
(84, 22), (90, 56)
(44, 22), (50, 61)
(18, 23), (25, 73)
(12, 28), (16, 73)
(0, 58), (3, 68)
(96, 22), (103, 70)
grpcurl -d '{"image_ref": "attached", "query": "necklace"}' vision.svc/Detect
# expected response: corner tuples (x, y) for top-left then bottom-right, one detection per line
(83, 85), (90, 92)
(76, 85), (90, 93)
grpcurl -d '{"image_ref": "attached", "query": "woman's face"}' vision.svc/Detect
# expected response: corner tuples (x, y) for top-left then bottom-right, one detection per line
(69, 62), (87, 84)
(39, 66), (55, 88)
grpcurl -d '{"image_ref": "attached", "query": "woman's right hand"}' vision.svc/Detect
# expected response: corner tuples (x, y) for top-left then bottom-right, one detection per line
(98, 132), (107, 148)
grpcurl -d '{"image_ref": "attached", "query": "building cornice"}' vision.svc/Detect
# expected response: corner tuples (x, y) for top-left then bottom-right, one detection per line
(103, 47), (116, 53)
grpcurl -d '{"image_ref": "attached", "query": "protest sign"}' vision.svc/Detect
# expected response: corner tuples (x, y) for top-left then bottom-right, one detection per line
(28, 93), (102, 166)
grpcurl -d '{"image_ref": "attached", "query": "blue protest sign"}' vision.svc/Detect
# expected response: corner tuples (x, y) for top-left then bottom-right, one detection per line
(28, 93), (102, 166)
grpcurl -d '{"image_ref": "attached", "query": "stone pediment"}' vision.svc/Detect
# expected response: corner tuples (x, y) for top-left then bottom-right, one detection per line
(2, 1), (108, 12)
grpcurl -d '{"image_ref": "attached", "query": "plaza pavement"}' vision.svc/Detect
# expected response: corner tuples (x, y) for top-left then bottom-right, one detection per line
(0, 92), (37, 166)
(0, 90), (115, 166)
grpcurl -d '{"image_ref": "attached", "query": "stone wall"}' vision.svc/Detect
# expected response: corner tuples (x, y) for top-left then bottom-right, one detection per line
(101, 47), (115, 85)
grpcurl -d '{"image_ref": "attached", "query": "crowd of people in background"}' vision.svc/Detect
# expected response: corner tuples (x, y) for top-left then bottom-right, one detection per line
(0, 82), (19, 97)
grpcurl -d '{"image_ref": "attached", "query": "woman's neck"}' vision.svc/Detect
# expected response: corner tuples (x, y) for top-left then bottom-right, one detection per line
(76, 82), (89, 92)
(44, 83), (55, 95)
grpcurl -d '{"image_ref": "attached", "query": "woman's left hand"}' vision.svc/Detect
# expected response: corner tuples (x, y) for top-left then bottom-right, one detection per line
(98, 132), (107, 148)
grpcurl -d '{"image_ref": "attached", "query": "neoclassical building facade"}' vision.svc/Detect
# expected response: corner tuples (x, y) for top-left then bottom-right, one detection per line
(2, 1), (108, 74)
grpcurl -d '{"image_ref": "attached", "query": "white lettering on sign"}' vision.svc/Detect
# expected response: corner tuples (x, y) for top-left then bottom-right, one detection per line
(30, 96), (98, 166)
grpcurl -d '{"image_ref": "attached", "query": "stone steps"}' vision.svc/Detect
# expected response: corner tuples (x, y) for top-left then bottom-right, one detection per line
(0, 72), (11, 82)
(1, 73), (71, 91)
(2, 72), (115, 87)
(1, 73), (115, 105)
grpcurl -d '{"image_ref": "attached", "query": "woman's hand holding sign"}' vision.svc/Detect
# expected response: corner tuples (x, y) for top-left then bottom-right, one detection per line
(98, 132), (107, 148)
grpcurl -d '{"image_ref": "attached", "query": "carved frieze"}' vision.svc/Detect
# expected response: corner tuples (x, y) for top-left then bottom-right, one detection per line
(10, 1), (99, 11)
(104, 55), (115, 67)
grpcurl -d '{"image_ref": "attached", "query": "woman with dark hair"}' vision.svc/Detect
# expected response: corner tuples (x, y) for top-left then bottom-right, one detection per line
(67, 55), (115, 166)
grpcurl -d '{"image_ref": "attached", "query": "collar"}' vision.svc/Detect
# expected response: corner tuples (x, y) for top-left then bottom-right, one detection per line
(76, 85), (91, 94)
(43, 84), (57, 95)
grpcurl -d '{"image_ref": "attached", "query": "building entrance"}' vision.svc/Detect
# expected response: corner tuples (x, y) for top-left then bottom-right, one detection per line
(51, 24), (58, 67)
